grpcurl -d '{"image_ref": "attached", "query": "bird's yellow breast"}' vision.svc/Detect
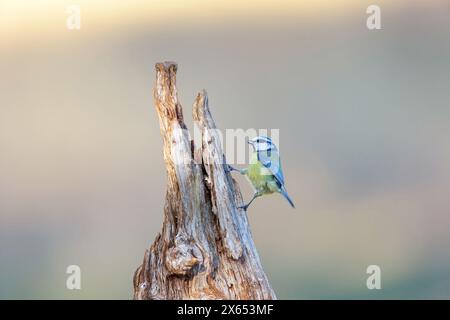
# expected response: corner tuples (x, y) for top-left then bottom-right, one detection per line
(246, 152), (279, 194)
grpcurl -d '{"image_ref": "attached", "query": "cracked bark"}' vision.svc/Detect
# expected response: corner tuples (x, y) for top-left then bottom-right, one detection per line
(133, 62), (276, 300)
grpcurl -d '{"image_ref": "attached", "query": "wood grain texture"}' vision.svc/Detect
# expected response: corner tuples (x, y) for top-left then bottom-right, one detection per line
(133, 62), (276, 300)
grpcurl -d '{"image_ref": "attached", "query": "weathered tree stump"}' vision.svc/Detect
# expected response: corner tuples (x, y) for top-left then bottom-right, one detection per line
(133, 62), (276, 300)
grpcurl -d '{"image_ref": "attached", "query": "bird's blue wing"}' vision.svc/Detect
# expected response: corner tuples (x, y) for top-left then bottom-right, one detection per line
(257, 148), (285, 187)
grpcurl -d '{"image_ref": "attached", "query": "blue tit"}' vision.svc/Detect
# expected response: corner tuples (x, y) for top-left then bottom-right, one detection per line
(228, 136), (295, 211)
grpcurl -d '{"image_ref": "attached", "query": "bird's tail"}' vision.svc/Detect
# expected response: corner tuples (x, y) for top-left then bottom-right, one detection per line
(280, 186), (295, 208)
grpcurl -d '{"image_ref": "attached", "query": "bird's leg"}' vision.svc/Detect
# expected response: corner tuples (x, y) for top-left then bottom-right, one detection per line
(238, 191), (262, 211)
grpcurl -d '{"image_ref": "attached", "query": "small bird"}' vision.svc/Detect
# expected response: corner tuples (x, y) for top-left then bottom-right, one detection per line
(227, 136), (295, 211)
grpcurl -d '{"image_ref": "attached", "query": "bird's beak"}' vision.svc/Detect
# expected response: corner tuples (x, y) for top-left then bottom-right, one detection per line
(247, 139), (255, 151)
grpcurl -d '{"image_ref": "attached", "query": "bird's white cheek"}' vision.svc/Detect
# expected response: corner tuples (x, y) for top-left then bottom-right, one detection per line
(257, 143), (268, 151)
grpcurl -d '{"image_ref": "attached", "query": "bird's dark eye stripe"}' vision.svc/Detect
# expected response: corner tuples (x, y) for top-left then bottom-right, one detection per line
(254, 137), (273, 144)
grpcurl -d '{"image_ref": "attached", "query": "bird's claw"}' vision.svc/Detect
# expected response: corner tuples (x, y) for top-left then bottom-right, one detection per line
(225, 164), (237, 173)
(238, 204), (249, 211)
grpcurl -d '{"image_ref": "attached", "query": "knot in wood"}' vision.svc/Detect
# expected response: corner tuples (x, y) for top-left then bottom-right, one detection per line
(165, 235), (203, 276)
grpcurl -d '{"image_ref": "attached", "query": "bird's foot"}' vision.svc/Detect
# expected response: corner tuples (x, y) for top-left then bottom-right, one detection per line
(238, 204), (249, 211)
(225, 164), (238, 173)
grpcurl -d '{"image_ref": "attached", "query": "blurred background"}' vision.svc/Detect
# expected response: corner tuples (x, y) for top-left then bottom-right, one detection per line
(1, 0), (449, 299)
